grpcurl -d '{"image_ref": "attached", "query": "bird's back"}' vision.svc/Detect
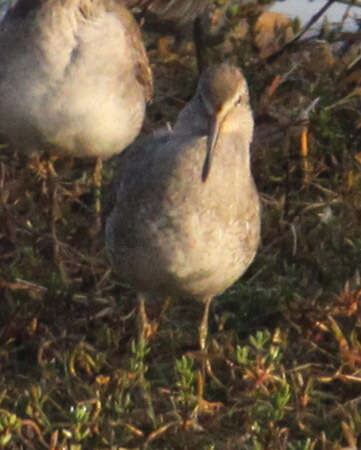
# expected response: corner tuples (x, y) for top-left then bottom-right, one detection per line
(125, 0), (210, 22)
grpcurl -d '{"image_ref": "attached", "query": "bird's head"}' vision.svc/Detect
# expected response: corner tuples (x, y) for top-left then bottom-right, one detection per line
(197, 64), (250, 182)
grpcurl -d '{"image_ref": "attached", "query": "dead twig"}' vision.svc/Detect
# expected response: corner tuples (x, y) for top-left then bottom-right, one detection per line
(266, 0), (337, 64)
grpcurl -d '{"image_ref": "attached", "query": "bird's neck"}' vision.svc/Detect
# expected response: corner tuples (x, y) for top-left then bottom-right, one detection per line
(173, 96), (209, 137)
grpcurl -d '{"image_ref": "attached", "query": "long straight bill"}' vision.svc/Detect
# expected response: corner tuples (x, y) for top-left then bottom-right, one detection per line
(202, 113), (222, 182)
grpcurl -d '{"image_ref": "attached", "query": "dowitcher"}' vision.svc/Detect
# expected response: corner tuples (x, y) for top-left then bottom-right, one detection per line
(106, 63), (260, 353)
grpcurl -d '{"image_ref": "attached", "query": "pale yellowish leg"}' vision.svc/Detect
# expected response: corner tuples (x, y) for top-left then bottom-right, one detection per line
(197, 297), (211, 407)
(199, 296), (212, 352)
(92, 156), (103, 237)
(137, 294), (170, 342)
(138, 294), (151, 342)
(197, 296), (224, 413)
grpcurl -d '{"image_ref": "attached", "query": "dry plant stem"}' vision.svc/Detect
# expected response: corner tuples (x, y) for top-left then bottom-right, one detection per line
(157, 36), (172, 57)
(206, 356), (226, 390)
(266, 0), (337, 64)
(144, 420), (182, 448)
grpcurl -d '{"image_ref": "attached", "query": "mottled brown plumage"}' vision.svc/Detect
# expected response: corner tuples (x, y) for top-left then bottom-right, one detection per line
(106, 64), (260, 349)
(125, 0), (210, 23)
(125, 0), (213, 71)
(0, 0), (152, 159)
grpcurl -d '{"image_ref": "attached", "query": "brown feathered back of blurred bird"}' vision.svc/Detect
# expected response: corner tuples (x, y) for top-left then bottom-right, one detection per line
(124, 0), (210, 22)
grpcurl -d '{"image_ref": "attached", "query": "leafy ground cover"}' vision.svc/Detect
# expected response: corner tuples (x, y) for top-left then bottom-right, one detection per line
(0, 1), (361, 448)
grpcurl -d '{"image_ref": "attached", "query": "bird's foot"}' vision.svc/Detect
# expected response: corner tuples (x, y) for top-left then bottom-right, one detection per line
(196, 367), (224, 415)
(197, 397), (224, 415)
(138, 297), (169, 342)
(143, 319), (160, 342)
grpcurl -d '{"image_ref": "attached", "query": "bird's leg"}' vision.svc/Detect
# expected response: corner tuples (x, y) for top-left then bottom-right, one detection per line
(197, 296), (212, 405)
(47, 156), (58, 178)
(138, 294), (148, 339)
(197, 296), (224, 413)
(137, 294), (169, 342)
(200, 296), (225, 388)
(137, 294), (156, 342)
(92, 156), (102, 238)
(28, 152), (68, 284)
(199, 296), (212, 351)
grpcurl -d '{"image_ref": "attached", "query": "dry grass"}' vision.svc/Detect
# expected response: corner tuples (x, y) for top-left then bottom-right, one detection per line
(1, 1), (361, 449)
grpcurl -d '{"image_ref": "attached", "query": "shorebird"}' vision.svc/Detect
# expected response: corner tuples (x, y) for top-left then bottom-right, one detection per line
(106, 64), (260, 363)
(125, 0), (212, 71)
(0, 0), (152, 232)
(125, 0), (210, 21)
(124, 0), (208, 22)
